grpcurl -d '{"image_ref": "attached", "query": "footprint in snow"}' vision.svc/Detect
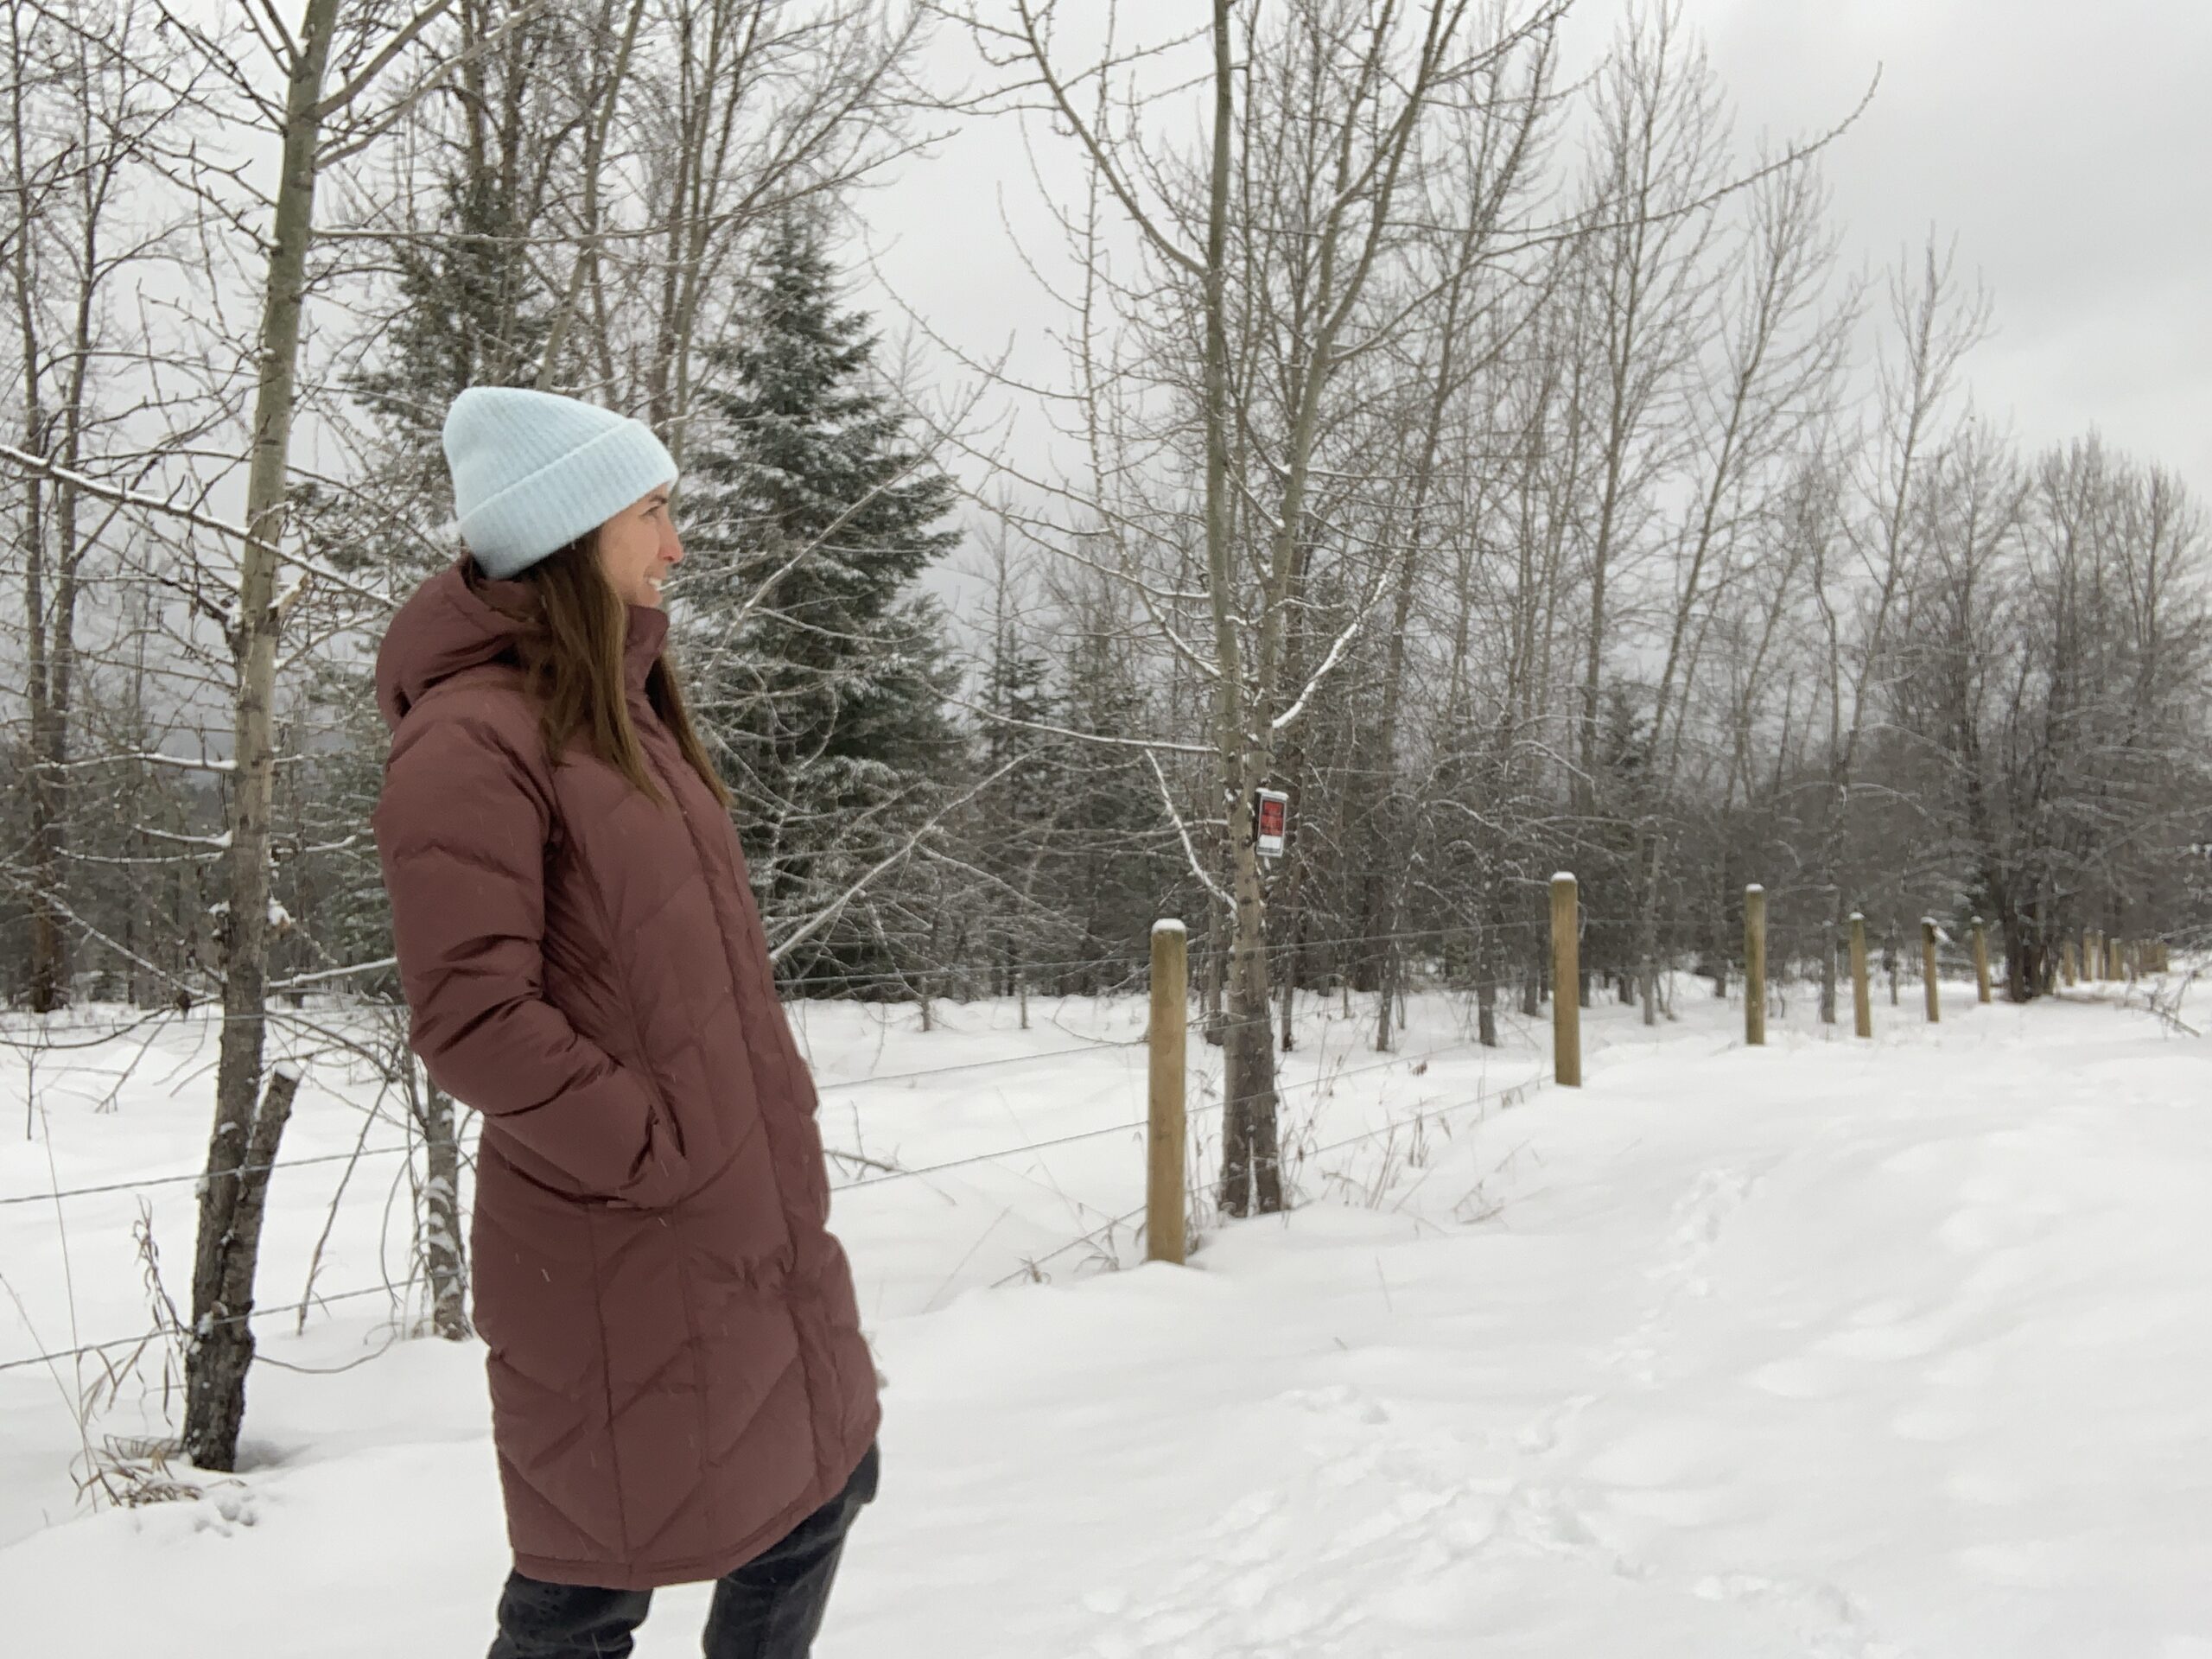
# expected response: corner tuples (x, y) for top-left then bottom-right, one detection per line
(1090, 1386), (1496, 1654)
(1694, 1571), (1913, 1659)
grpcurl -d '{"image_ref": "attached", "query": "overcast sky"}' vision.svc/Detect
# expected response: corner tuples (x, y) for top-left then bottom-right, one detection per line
(861, 0), (2212, 501)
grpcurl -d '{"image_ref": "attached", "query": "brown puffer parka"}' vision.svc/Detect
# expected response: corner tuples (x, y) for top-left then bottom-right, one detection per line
(372, 561), (879, 1590)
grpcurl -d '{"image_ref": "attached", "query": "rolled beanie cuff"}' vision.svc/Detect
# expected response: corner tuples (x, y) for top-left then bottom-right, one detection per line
(459, 418), (677, 579)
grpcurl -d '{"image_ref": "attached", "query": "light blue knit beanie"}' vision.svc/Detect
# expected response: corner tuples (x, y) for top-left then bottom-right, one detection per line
(442, 386), (678, 579)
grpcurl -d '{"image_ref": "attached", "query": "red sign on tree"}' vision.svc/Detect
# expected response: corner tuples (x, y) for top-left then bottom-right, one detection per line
(1254, 789), (1288, 857)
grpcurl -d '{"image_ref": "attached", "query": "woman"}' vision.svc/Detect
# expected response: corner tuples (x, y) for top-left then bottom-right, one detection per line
(372, 385), (880, 1659)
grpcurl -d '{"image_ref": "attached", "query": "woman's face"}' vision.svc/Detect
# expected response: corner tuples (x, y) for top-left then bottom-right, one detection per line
(597, 486), (683, 608)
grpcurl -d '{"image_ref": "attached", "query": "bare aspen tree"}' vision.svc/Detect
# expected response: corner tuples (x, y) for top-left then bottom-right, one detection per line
(1567, 3), (1728, 845)
(6, 0), (78, 1012)
(1802, 239), (1986, 975)
(1630, 156), (1854, 1024)
(974, 0), (1562, 1214)
(626, 0), (931, 452)
(174, 0), (457, 1474)
(1361, 48), (1558, 1053)
(537, 0), (651, 386)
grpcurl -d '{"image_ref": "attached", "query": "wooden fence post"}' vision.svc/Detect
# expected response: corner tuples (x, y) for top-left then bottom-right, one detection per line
(1147, 920), (1187, 1266)
(1971, 917), (1992, 1004)
(2088, 929), (2101, 982)
(1551, 874), (1580, 1088)
(2107, 935), (2123, 982)
(2062, 940), (2077, 987)
(1849, 912), (1872, 1039)
(1922, 918), (1942, 1024)
(1744, 886), (1767, 1046)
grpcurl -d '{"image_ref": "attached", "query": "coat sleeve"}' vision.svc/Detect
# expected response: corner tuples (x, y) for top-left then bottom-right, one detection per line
(373, 706), (689, 1208)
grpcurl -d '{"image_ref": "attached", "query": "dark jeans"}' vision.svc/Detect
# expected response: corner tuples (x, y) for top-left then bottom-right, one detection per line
(489, 1444), (880, 1659)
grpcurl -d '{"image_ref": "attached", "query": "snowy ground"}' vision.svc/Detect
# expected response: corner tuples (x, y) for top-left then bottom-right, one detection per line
(1, 968), (2208, 1656)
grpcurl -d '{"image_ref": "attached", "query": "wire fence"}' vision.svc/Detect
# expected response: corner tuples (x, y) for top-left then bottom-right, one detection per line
(0, 929), (2151, 1218)
(0, 964), (1553, 1379)
(3, 1052), (1545, 1379)
(10, 913), (2168, 1384)
(0, 920), (1580, 1216)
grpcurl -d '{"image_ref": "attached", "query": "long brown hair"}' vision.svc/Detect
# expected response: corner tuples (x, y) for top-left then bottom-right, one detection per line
(465, 531), (729, 810)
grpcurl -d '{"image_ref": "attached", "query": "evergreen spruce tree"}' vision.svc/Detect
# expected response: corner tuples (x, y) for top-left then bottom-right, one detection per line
(682, 211), (963, 988)
(972, 575), (1061, 994)
(1049, 615), (1176, 992)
